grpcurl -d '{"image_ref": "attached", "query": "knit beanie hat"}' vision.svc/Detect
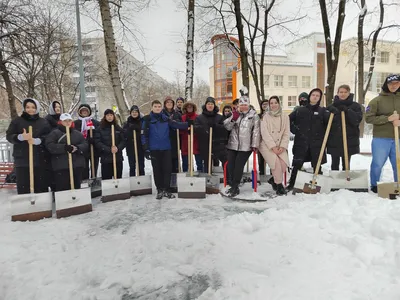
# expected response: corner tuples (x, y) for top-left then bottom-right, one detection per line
(130, 105), (139, 113)
(205, 97), (216, 106)
(298, 92), (309, 105)
(104, 108), (114, 116)
(176, 97), (185, 103)
(239, 96), (249, 105)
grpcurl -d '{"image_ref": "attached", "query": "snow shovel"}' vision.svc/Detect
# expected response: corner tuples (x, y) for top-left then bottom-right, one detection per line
(130, 130), (152, 196)
(10, 126), (53, 222)
(101, 124), (131, 202)
(55, 125), (92, 218)
(294, 113), (334, 194)
(198, 127), (220, 194)
(169, 130), (182, 193)
(87, 127), (102, 198)
(177, 124), (206, 198)
(251, 150), (258, 192)
(378, 118), (400, 200)
(330, 111), (368, 192)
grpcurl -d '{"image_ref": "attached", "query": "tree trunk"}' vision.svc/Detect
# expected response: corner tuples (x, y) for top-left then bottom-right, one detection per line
(319, 0), (346, 106)
(357, 0), (367, 137)
(98, 0), (129, 120)
(184, 0), (195, 101)
(232, 0), (250, 92)
(0, 53), (18, 119)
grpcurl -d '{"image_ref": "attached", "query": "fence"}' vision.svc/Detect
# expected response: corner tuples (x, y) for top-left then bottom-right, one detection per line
(0, 142), (13, 163)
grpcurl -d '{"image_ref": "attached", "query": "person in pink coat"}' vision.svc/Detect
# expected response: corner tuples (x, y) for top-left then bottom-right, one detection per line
(259, 96), (290, 195)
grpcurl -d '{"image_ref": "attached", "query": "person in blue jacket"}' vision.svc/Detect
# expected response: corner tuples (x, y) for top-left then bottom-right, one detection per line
(141, 100), (188, 199)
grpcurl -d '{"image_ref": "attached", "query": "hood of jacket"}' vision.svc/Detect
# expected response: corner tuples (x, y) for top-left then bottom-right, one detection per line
(307, 88), (323, 110)
(182, 101), (198, 114)
(49, 101), (62, 116)
(78, 104), (92, 117)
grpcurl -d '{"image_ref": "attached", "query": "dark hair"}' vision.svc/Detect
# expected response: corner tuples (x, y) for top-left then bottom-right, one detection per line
(151, 100), (162, 106)
(100, 114), (118, 127)
(232, 98), (239, 105)
(337, 84), (351, 92)
(268, 96), (280, 104)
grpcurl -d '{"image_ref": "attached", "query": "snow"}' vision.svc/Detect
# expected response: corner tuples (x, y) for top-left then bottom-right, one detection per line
(2, 142), (400, 299)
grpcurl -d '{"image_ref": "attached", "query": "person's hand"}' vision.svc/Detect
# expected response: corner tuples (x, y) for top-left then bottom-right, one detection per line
(278, 147), (284, 154)
(65, 145), (75, 153)
(272, 147), (280, 155)
(327, 106), (339, 114)
(21, 128), (32, 141)
(145, 151), (151, 160)
(251, 147), (257, 152)
(111, 146), (118, 154)
(187, 119), (194, 127)
(389, 113), (399, 122)
(232, 110), (240, 121)
(393, 120), (400, 127)
(338, 105), (348, 112)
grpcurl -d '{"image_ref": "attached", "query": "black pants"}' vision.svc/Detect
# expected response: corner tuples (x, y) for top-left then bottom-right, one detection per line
(258, 151), (265, 175)
(54, 168), (83, 192)
(101, 161), (123, 180)
(289, 157), (322, 187)
(82, 155), (100, 180)
(331, 155), (351, 171)
(128, 152), (145, 176)
(151, 150), (172, 190)
(171, 157), (179, 174)
(16, 167), (49, 195)
(227, 149), (252, 188)
(202, 150), (227, 174)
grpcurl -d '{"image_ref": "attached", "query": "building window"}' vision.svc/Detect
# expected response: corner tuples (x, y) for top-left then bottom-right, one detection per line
(263, 75), (270, 87)
(364, 48), (371, 62)
(278, 96), (283, 103)
(288, 76), (297, 87)
(85, 86), (96, 93)
(377, 51), (389, 63)
(302, 76), (311, 88)
(288, 96), (297, 107)
(317, 42), (325, 48)
(274, 75), (283, 87)
(397, 53), (400, 65)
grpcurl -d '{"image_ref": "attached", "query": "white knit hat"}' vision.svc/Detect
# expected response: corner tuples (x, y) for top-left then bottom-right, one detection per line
(239, 96), (249, 105)
(60, 113), (73, 121)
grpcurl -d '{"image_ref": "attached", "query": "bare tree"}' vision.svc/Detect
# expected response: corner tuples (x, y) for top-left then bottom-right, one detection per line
(184, 0), (195, 101)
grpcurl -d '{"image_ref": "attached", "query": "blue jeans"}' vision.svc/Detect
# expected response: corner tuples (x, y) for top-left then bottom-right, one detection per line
(182, 154), (203, 172)
(370, 138), (397, 187)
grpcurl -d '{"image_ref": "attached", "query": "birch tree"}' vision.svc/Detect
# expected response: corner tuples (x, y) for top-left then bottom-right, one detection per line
(184, 0), (195, 101)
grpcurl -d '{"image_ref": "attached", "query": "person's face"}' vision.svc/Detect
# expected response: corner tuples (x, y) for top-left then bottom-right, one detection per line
(388, 81), (400, 93)
(232, 104), (237, 111)
(105, 113), (114, 122)
(269, 99), (280, 111)
(310, 91), (321, 105)
(176, 100), (184, 108)
(206, 102), (214, 112)
(186, 105), (194, 113)
(80, 108), (90, 117)
(131, 110), (139, 118)
(261, 102), (269, 111)
(152, 103), (162, 113)
(25, 102), (36, 115)
(338, 88), (350, 100)
(54, 103), (61, 114)
(224, 108), (231, 116)
(239, 104), (249, 113)
(61, 119), (73, 127)
(165, 100), (174, 110)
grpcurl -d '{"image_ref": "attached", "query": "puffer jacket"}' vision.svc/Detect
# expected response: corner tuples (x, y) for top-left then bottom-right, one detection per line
(223, 108), (260, 151)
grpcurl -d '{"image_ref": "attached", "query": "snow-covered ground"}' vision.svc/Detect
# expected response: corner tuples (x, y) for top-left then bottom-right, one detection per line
(1, 139), (400, 300)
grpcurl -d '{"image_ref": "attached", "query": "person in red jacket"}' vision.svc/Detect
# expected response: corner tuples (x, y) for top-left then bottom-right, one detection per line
(180, 102), (203, 172)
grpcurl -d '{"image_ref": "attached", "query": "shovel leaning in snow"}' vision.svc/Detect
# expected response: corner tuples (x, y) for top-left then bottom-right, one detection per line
(198, 127), (220, 194)
(55, 125), (92, 218)
(378, 116), (400, 200)
(177, 124), (206, 198)
(169, 130), (182, 193)
(10, 126), (53, 222)
(294, 112), (333, 194)
(101, 124), (131, 202)
(87, 127), (102, 198)
(330, 111), (368, 192)
(130, 130), (152, 196)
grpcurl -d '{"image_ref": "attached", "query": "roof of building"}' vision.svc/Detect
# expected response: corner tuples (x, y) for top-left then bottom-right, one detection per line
(285, 32), (325, 46)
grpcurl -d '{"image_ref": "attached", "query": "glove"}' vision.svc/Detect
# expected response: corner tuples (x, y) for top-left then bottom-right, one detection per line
(232, 110), (240, 121)
(144, 151), (151, 160)
(327, 106), (339, 114)
(187, 119), (194, 127)
(64, 145), (74, 153)
(87, 137), (95, 145)
(338, 105), (348, 112)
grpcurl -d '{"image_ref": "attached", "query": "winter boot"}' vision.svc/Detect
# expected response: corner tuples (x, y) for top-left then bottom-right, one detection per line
(267, 176), (278, 191)
(227, 186), (240, 198)
(371, 186), (377, 193)
(156, 189), (163, 200)
(286, 167), (298, 192)
(163, 189), (176, 199)
(276, 184), (287, 196)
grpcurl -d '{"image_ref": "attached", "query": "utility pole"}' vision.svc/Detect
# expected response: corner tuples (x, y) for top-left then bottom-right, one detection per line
(75, 0), (86, 104)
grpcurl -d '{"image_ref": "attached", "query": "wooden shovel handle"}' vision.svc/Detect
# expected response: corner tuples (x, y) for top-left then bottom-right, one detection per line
(133, 130), (139, 177)
(208, 127), (213, 176)
(28, 126), (34, 194)
(190, 124), (194, 177)
(394, 124), (400, 185)
(111, 124), (117, 179)
(89, 127), (95, 178)
(66, 125), (75, 190)
(177, 129), (182, 173)
(341, 111), (350, 177)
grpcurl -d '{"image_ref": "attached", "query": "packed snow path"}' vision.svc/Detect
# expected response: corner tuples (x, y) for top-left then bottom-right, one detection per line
(1, 190), (400, 300)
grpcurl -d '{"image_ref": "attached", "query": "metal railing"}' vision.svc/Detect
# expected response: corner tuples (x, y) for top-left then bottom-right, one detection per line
(0, 142), (13, 163)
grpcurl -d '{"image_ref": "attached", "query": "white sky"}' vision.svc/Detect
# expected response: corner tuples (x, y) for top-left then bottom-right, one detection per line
(76, 0), (400, 84)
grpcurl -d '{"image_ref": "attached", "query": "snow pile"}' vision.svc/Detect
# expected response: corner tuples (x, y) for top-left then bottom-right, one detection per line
(1, 190), (400, 299)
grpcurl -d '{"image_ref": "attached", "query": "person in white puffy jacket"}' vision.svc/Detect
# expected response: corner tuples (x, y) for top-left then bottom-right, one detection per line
(223, 95), (260, 197)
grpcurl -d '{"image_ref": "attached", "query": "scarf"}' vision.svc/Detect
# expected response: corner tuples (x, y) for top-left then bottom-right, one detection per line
(268, 107), (282, 117)
(79, 116), (94, 139)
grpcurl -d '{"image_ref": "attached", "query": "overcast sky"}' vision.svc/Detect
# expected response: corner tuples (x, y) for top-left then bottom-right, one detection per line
(78, 0), (400, 84)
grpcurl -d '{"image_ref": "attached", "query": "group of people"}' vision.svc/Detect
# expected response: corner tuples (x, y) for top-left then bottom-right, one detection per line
(6, 74), (400, 199)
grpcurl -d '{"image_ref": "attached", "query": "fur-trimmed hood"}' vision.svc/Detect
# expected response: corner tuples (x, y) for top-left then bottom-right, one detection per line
(182, 101), (197, 114)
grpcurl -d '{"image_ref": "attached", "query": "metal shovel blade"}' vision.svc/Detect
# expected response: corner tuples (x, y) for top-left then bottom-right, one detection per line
(294, 170), (332, 194)
(198, 173), (220, 194)
(330, 170), (369, 192)
(130, 175), (152, 196)
(212, 166), (224, 173)
(55, 188), (92, 218)
(11, 191), (53, 222)
(377, 182), (400, 200)
(101, 178), (131, 202)
(177, 176), (206, 199)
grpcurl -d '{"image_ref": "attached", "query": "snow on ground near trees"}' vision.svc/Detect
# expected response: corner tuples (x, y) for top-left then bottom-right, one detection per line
(1, 139), (400, 299)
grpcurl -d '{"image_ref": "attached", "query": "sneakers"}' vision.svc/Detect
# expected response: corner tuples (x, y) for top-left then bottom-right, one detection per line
(267, 176), (278, 191)
(227, 186), (240, 197)
(156, 189), (163, 200)
(276, 184), (287, 195)
(163, 190), (176, 199)
(371, 186), (377, 193)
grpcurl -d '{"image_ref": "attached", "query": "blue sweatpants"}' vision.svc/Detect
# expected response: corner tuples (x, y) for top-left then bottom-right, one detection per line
(370, 137), (397, 187)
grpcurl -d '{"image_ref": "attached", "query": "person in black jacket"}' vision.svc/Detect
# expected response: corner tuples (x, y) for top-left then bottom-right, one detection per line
(194, 97), (228, 173)
(326, 85), (363, 170)
(94, 109), (126, 179)
(45, 100), (62, 129)
(287, 88), (329, 191)
(6, 98), (51, 194)
(163, 96), (182, 173)
(74, 104), (100, 180)
(45, 113), (88, 191)
(123, 105), (145, 176)
(223, 105), (232, 118)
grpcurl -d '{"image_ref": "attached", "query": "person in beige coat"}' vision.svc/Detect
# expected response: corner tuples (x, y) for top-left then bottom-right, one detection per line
(259, 96), (290, 195)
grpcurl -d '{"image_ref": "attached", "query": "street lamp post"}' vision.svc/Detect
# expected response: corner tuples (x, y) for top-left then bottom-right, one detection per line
(75, 0), (86, 104)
